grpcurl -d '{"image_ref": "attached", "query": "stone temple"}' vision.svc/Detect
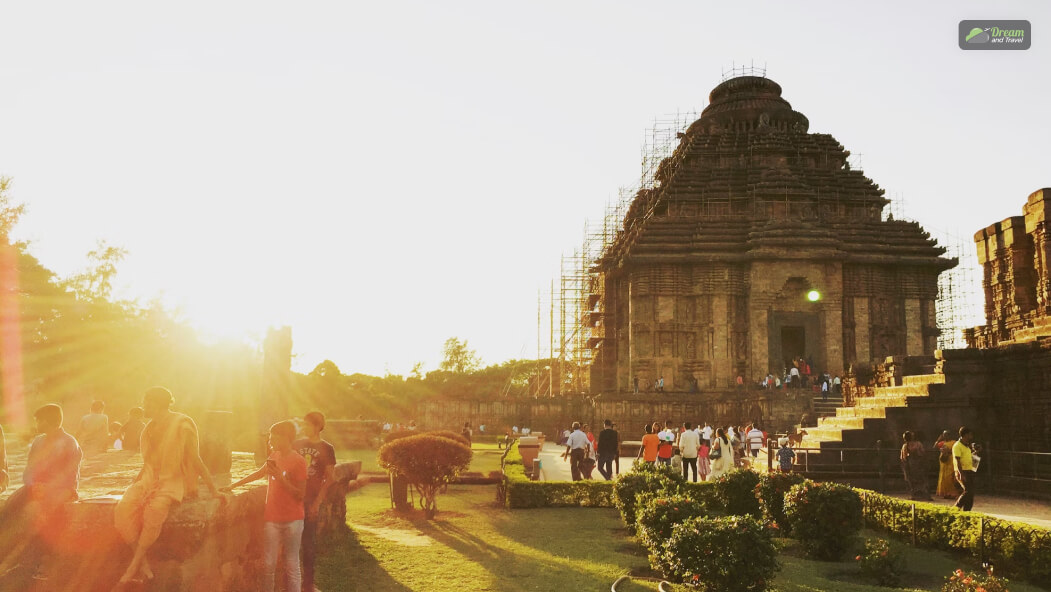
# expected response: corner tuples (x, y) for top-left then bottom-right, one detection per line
(588, 75), (956, 392)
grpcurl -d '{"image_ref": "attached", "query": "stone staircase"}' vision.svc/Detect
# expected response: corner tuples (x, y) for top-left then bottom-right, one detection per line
(801, 373), (946, 451)
(811, 393), (845, 419)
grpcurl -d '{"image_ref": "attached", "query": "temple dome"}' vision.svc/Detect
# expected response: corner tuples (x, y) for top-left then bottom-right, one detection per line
(688, 75), (809, 135)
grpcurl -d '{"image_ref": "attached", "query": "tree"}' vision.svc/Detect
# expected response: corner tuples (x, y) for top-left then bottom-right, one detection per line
(63, 239), (128, 302)
(0, 177), (26, 241)
(378, 433), (472, 518)
(439, 337), (480, 374)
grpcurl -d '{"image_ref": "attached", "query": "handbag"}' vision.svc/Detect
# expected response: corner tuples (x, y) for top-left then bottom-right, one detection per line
(708, 441), (722, 460)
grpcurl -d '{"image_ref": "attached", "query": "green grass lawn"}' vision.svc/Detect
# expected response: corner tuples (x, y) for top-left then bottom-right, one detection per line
(319, 483), (1047, 592)
(318, 483), (649, 591)
(336, 442), (505, 475)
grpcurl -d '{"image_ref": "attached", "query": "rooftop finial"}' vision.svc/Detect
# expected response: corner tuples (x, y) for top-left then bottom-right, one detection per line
(721, 60), (768, 82)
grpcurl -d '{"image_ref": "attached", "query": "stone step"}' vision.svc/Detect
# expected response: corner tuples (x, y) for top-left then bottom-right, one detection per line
(856, 394), (909, 408)
(873, 384), (930, 397)
(801, 425), (846, 442)
(836, 406), (886, 419)
(902, 373), (945, 386)
(818, 416), (866, 430)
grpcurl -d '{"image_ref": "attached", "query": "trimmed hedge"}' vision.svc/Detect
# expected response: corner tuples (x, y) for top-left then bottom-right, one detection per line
(502, 442), (613, 508)
(613, 462), (686, 531)
(635, 494), (721, 560)
(857, 489), (1051, 585)
(713, 468), (762, 518)
(657, 515), (779, 591)
(784, 480), (863, 560)
(755, 472), (806, 533)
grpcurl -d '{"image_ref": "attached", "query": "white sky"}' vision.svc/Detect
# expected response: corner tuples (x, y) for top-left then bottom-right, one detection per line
(1, 1), (1048, 375)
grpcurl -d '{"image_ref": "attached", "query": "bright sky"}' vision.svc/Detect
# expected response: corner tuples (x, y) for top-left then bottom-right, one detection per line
(1, 1), (1048, 375)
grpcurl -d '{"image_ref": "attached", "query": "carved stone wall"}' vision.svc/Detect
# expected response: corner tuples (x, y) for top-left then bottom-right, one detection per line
(968, 189), (1051, 347)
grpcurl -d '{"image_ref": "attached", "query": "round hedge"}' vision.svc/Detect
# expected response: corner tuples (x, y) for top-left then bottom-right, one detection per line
(658, 514), (779, 591)
(783, 480), (863, 560)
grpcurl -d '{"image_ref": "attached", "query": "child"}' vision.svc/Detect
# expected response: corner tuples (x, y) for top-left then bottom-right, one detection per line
(777, 437), (796, 472)
(697, 440), (711, 481)
(670, 446), (683, 473)
(225, 420), (307, 592)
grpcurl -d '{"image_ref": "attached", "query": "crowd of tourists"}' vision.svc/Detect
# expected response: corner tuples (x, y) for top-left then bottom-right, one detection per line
(0, 387), (336, 592)
(558, 419), (796, 482)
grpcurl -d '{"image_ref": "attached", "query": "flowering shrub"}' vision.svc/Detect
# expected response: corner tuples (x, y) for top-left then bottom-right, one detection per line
(755, 472), (806, 534)
(713, 468), (761, 518)
(783, 480), (863, 560)
(657, 515), (779, 591)
(612, 461), (685, 532)
(856, 537), (906, 586)
(941, 566), (1010, 592)
(378, 434), (472, 518)
(635, 494), (720, 560)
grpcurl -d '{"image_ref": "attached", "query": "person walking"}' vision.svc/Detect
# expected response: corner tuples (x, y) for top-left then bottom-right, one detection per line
(562, 422), (590, 481)
(637, 423), (660, 465)
(934, 430), (958, 499)
(746, 424), (764, 458)
(708, 428), (731, 480)
(596, 419), (619, 481)
(953, 427), (979, 511)
(678, 422), (700, 482)
(900, 431), (931, 500)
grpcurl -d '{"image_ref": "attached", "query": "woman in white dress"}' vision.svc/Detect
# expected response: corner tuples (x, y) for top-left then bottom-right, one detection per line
(708, 428), (732, 480)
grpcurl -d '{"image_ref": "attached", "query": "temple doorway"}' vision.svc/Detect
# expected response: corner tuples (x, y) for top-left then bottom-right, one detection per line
(781, 326), (806, 364)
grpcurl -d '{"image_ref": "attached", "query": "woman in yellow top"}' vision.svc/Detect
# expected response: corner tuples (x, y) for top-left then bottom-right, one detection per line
(933, 430), (957, 499)
(637, 423), (660, 464)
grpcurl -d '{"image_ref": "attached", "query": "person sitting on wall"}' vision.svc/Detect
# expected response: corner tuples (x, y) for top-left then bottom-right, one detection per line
(77, 400), (110, 455)
(113, 387), (225, 585)
(0, 404), (83, 580)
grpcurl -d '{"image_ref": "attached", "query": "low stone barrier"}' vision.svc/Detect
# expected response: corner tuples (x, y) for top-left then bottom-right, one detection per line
(0, 460), (363, 591)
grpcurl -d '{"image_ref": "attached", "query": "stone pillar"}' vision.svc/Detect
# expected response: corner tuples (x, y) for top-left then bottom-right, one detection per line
(199, 410), (233, 474)
(822, 296), (844, 374)
(712, 295), (730, 387)
(750, 307), (769, 376)
(903, 299), (924, 356)
(854, 297), (870, 364)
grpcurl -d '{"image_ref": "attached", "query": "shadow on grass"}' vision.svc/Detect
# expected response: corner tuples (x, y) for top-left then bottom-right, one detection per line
(317, 525), (413, 592)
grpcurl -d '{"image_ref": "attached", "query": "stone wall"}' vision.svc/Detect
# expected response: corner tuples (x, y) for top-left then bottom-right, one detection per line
(0, 461), (362, 592)
(418, 390), (813, 438)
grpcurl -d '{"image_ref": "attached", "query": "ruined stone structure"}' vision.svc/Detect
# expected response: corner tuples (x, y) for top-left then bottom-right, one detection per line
(587, 76), (955, 393)
(967, 188), (1051, 348)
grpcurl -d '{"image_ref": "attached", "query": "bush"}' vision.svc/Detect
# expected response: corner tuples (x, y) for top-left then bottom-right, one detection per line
(501, 442), (613, 508)
(856, 537), (906, 587)
(942, 566), (1010, 592)
(429, 430), (471, 447)
(635, 494), (720, 559)
(612, 461), (685, 532)
(384, 429), (417, 444)
(713, 468), (761, 518)
(658, 515), (779, 591)
(378, 434), (472, 518)
(783, 481), (863, 560)
(857, 489), (1051, 585)
(755, 472), (806, 533)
